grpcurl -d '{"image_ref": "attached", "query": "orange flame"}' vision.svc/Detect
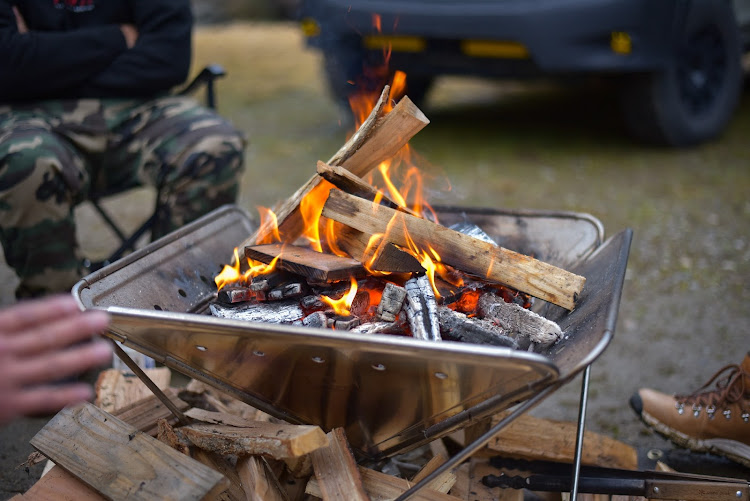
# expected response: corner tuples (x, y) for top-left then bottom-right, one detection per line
(216, 13), (447, 292)
(215, 247), (282, 291)
(215, 247), (243, 290)
(321, 276), (359, 316)
(255, 206), (281, 245)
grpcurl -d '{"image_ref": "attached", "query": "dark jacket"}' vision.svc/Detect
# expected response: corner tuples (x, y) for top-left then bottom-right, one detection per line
(0, 0), (193, 102)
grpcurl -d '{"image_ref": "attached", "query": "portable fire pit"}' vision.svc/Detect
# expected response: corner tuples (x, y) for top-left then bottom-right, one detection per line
(73, 203), (631, 466)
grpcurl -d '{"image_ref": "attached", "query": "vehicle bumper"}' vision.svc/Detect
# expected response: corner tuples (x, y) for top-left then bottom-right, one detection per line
(301, 0), (682, 75)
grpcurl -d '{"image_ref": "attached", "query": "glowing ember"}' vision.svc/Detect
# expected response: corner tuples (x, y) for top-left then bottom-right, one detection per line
(321, 276), (359, 316)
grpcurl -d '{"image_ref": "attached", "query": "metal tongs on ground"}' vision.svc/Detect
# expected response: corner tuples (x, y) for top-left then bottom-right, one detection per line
(483, 457), (750, 500)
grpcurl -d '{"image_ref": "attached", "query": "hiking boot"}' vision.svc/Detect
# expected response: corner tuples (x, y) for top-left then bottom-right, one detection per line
(629, 351), (750, 468)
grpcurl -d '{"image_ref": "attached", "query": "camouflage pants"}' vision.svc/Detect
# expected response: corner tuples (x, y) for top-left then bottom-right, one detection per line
(0, 96), (246, 298)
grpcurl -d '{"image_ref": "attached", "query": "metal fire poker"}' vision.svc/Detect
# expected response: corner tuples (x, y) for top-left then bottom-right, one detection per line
(110, 340), (191, 426)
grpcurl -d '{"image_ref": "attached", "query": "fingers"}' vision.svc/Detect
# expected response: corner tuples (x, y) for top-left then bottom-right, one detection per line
(3, 339), (112, 387)
(0, 295), (81, 334)
(0, 383), (94, 426)
(3, 309), (110, 357)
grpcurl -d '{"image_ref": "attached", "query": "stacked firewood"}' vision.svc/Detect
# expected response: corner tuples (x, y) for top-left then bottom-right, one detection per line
(18, 368), (639, 501)
(209, 88), (585, 352)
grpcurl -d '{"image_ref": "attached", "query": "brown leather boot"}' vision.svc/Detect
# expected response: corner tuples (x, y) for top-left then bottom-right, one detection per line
(630, 351), (750, 467)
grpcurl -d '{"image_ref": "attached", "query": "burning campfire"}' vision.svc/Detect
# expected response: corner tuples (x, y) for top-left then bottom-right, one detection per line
(210, 81), (585, 353)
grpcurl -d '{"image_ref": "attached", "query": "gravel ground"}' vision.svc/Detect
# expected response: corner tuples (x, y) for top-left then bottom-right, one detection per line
(2, 21), (749, 499)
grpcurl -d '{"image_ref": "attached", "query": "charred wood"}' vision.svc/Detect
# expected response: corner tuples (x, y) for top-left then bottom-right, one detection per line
(265, 282), (305, 301)
(376, 282), (407, 322)
(437, 307), (518, 349)
(217, 286), (254, 304)
(330, 316), (361, 331)
(403, 275), (441, 342)
(478, 293), (562, 349)
(448, 221), (498, 245)
(298, 311), (328, 329)
(210, 300), (305, 325)
(351, 321), (402, 334)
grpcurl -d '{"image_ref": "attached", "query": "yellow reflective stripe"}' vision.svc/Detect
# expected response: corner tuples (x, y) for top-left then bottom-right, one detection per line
(364, 35), (426, 52)
(461, 40), (529, 59)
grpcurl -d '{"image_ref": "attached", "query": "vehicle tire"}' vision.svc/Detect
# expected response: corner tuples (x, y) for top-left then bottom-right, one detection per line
(619, 0), (743, 147)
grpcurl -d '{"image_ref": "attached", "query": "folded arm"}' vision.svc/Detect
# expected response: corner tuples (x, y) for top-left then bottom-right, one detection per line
(0, 0), (193, 101)
(80, 0), (193, 97)
(0, 2), (127, 100)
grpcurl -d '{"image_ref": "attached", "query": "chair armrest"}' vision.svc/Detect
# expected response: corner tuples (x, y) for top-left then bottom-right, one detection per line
(177, 64), (227, 109)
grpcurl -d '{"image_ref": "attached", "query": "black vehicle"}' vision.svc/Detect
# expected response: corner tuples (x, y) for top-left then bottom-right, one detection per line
(299, 0), (750, 147)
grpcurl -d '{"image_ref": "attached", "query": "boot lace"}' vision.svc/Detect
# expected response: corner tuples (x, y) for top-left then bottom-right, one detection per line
(676, 363), (749, 419)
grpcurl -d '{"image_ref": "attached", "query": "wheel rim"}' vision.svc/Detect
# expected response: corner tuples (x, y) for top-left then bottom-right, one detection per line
(676, 26), (727, 116)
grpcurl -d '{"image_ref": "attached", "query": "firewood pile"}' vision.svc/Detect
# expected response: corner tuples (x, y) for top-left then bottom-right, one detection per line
(209, 87), (585, 353)
(18, 368), (639, 501)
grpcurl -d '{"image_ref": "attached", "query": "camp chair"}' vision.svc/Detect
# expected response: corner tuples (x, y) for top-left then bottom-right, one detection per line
(83, 64), (227, 272)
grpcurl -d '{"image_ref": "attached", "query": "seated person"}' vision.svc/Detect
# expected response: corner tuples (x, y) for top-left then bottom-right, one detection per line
(0, 0), (246, 298)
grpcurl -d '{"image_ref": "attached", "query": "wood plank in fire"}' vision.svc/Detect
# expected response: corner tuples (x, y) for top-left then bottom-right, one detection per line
(245, 243), (367, 282)
(238, 88), (429, 250)
(322, 189), (586, 310)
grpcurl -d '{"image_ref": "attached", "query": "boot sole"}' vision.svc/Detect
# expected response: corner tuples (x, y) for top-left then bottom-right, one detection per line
(641, 409), (750, 468)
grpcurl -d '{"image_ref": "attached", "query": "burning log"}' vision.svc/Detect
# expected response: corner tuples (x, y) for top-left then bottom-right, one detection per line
(239, 88), (429, 248)
(322, 189), (585, 311)
(316, 161), (417, 216)
(210, 300), (304, 324)
(437, 307), (518, 349)
(316, 160), (425, 273)
(336, 226), (425, 274)
(376, 282), (407, 322)
(404, 274), (442, 342)
(245, 243), (368, 282)
(478, 293), (563, 349)
(217, 286), (254, 304)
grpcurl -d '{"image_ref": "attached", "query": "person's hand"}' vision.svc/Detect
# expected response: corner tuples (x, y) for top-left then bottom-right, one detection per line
(0, 295), (112, 426)
(119, 23), (138, 48)
(13, 6), (28, 33)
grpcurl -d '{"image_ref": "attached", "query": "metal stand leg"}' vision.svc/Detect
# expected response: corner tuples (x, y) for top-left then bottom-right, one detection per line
(394, 384), (558, 501)
(570, 364), (592, 500)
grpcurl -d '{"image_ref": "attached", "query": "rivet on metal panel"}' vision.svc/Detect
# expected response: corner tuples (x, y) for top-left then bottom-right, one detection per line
(196, 345), (207, 352)
(435, 372), (448, 379)
(312, 356), (325, 364)
(372, 363), (386, 371)
(253, 350), (265, 357)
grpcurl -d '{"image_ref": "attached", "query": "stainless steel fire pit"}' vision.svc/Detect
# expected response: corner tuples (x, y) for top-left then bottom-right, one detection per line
(73, 204), (631, 462)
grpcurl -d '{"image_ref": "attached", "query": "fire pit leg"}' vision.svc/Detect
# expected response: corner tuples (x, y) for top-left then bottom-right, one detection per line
(394, 384), (559, 501)
(571, 364), (592, 501)
(110, 340), (191, 426)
